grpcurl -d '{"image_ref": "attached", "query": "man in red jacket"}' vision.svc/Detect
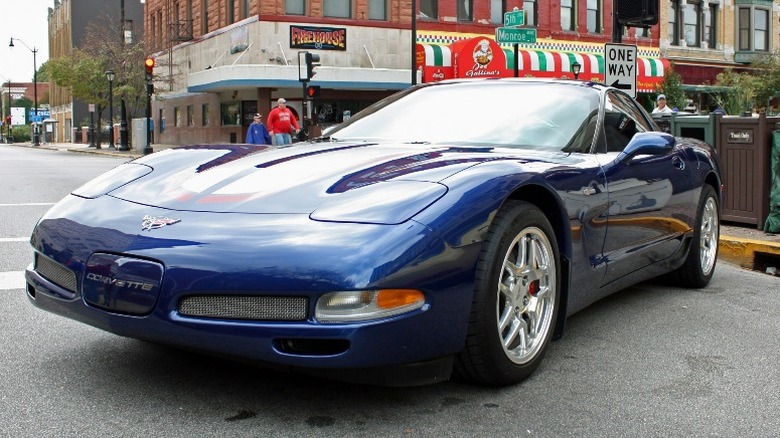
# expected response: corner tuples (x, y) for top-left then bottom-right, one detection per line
(267, 98), (300, 145)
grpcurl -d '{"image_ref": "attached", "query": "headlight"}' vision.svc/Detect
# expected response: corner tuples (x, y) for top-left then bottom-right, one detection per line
(72, 163), (152, 198)
(310, 181), (447, 225)
(315, 289), (426, 322)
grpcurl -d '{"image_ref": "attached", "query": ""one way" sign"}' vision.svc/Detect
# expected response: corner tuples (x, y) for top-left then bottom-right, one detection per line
(604, 43), (637, 98)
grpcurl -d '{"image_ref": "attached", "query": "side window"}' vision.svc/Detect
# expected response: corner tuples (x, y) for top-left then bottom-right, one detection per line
(603, 91), (651, 153)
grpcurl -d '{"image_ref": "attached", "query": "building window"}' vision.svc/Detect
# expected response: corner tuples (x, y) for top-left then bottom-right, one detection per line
(324, 0), (351, 18)
(704, 4), (718, 48)
(738, 6), (770, 52)
(490, 0), (506, 25)
(242, 0), (249, 18)
(669, 0), (680, 45)
(187, 105), (194, 127)
(202, 104), (210, 126)
(368, 0), (387, 20)
(420, 0), (438, 19)
(174, 107), (181, 127)
(523, 0), (537, 26)
(227, 0), (235, 23)
(457, 0), (473, 21)
(587, 0), (600, 33)
(159, 109), (165, 133)
(561, 0), (575, 31)
(221, 102), (240, 126)
(286, 0), (305, 15)
(202, 0), (209, 34)
(754, 8), (769, 51)
(683, 1), (701, 47)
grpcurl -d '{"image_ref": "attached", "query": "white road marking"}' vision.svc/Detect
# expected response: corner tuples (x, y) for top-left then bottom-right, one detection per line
(0, 203), (56, 207)
(0, 271), (25, 290)
(0, 237), (30, 242)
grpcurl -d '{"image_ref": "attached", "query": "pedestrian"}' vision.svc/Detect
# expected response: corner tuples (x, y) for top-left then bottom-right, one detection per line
(267, 98), (300, 145)
(652, 94), (673, 114)
(245, 113), (272, 145)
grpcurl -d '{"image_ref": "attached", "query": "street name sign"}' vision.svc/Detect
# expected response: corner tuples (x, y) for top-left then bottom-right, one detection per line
(504, 10), (525, 27)
(496, 27), (537, 44)
(604, 43), (637, 98)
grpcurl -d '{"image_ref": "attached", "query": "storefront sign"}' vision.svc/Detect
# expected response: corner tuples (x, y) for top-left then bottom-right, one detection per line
(727, 130), (753, 144)
(452, 38), (506, 79)
(290, 25), (347, 51)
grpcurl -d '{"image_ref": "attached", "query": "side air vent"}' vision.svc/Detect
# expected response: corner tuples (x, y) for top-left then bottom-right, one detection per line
(34, 253), (77, 293)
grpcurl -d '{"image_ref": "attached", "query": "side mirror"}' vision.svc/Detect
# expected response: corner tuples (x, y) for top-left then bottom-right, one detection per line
(616, 132), (675, 163)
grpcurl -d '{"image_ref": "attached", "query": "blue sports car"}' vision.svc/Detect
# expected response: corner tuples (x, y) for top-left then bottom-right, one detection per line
(26, 79), (721, 386)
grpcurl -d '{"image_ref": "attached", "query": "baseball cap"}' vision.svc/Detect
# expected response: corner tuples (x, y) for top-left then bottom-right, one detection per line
(253, 113), (261, 118)
(657, 94), (667, 101)
(277, 98), (287, 104)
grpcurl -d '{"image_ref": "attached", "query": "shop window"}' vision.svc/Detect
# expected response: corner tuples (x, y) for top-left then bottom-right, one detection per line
(523, 0), (537, 26)
(369, 0), (387, 20)
(561, 0), (575, 31)
(242, 0), (249, 18)
(221, 102), (241, 126)
(174, 107), (181, 127)
(202, 0), (209, 33)
(202, 104), (210, 127)
(420, 0), (437, 19)
(587, 0), (601, 33)
(324, 0), (352, 18)
(457, 0), (473, 22)
(187, 105), (194, 127)
(490, 0), (506, 25)
(227, 0), (235, 24)
(286, 0), (305, 15)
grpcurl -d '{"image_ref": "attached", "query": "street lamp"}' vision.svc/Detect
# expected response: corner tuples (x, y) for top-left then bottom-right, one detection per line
(9, 37), (39, 146)
(106, 70), (115, 149)
(572, 61), (582, 80)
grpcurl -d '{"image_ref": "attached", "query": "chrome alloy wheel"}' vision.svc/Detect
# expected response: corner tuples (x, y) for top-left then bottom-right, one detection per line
(699, 196), (719, 276)
(496, 226), (556, 365)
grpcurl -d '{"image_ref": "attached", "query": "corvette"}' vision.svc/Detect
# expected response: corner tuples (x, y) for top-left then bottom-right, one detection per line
(26, 79), (721, 386)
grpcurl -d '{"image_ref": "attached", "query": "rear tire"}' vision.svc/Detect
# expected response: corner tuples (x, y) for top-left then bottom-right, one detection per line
(668, 185), (719, 288)
(456, 201), (560, 386)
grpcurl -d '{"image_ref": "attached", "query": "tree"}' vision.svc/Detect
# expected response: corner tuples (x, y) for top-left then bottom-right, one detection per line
(656, 65), (687, 111)
(713, 69), (757, 115)
(748, 52), (780, 112)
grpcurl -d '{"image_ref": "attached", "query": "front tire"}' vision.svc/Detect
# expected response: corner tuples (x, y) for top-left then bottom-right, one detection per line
(456, 201), (560, 385)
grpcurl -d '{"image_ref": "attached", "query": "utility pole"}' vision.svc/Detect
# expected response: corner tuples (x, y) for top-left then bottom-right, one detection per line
(118, 0), (130, 150)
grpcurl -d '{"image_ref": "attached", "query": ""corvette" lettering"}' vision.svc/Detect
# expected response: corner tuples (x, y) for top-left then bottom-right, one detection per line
(85, 273), (155, 291)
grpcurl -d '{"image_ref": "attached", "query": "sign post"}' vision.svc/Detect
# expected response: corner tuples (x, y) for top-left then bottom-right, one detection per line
(604, 43), (637, 98)
(496, 8), (537, 77)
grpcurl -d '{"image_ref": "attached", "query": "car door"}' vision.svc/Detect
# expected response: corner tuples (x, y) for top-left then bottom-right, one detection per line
(596, 90), (693, 284)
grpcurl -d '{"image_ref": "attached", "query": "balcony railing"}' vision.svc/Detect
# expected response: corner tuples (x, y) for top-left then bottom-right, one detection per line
(169, 19), (193, 42)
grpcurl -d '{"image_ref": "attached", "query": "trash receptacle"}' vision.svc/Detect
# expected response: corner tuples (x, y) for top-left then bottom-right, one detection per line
(671, 113), (718, 148)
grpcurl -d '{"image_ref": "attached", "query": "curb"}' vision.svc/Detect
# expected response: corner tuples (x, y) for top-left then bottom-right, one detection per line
(719, 235), (780, 269)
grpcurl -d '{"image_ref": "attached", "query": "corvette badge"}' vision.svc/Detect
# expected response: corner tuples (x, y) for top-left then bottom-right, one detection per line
(142, 215), (181, 231)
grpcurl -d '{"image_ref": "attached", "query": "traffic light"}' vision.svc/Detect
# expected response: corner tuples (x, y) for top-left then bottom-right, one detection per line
(144, 57), (155, 81)
(616, 0), (659, 25)
(306, 85), (321, 98)
(305, 52), (320, 80)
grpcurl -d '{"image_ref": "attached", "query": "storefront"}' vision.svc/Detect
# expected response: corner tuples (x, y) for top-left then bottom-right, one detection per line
(418, 34), (669, 94)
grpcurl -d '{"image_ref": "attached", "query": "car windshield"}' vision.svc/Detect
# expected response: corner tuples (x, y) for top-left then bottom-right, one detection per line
(329, 81), (601, 152)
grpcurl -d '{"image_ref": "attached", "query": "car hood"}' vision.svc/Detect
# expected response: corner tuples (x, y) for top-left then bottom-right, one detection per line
(99, 142), (559, 217)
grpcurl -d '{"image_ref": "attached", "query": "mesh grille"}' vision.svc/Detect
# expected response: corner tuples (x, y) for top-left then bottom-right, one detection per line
(178, 295), (308, 321)
(35, 253), (77, 293)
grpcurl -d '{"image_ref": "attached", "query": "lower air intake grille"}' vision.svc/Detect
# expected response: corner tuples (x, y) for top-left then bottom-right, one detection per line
(178, 295), (308, 321)
(35, 253), (77, 293)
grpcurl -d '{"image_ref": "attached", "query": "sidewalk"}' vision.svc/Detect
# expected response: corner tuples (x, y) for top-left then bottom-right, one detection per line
(8, 140), (780, 274)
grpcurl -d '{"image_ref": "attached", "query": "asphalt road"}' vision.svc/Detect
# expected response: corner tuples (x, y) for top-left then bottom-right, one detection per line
(2, 144), (779, 437)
